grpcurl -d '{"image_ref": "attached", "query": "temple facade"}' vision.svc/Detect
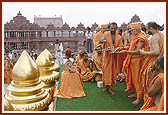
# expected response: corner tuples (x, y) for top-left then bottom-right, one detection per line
(5, 11), (160, 53)
(4, 11), (99, 53)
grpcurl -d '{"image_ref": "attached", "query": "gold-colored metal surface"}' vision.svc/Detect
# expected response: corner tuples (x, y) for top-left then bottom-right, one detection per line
(4, 97), (14, 111)
(36, 51), (52, 68)
(5, 50), (51, 111)
(36, 49), (59, 98)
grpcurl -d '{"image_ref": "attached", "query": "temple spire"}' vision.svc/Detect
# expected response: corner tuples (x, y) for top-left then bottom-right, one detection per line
(17, 11), (22, 16)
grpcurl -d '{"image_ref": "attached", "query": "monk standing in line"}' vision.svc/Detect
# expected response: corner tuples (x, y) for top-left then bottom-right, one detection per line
(139, 22), (164, 110)
(117, 24), (134, 82)
(100, 22), (123, 95)
(123, 24), (134, 46)
(93, 26), (101, 50)
(119, 22), (148, 104)
(93, 24), (107, 50)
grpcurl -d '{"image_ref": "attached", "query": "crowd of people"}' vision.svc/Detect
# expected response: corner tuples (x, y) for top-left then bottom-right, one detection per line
(55, 21), (164, 111)
(4, 21), (164, 111)
(4, 48), (38, 85)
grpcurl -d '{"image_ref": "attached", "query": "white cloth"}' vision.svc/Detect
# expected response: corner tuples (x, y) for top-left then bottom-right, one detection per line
(8, 53), (13, 60)
(160, 30), (164, 34)
(63, 59), (68, 65)
(55, 43), (64, 66)
(69, 58), (74, 63)
(55, 56), (64, 66)
(85, 31), (93, 39)
(148, 35), (152, 41)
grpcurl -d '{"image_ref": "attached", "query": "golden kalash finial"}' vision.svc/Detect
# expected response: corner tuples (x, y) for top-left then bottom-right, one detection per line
(43, 49), (53, 62)
(5, 50), (51, 111)
(36, 49), (59, 99)
(43, 49), (60, 71)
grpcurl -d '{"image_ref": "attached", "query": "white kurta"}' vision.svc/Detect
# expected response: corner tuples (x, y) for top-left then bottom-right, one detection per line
(55, 43), (64, 66)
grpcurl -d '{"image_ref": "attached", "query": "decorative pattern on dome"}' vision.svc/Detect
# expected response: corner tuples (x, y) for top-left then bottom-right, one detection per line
(70, 27), (76, 31)
(61, 22), (70, 30)
(46, 23), (56, 30)
(129, 14), (141, 23)
(91, 22), (99, 31)
(76, 22), (85, 31)
(55, 27), (61, 31)
(4, 11), (41, 30)
(120, 22), (127, 31)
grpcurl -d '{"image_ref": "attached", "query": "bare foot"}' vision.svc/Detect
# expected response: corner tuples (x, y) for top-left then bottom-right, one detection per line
(128, 93), (137, 98)
(125, 89), (129, 92)
(108, 89), (116, 95)
(91, 79), (95, 83)
(119, 79), (125, 83)
(118, 73), (125, 80)
(132, 99), (141, 104)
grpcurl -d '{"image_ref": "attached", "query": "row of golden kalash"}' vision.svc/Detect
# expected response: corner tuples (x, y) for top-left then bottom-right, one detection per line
(4, 49), (60, 111)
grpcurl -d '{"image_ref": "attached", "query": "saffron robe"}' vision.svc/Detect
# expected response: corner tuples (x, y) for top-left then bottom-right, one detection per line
(77, 59), (96, 81)
(102, 31), (123, 87)
(4, 60), (13, 85)
(93, 31), (104, 50)
(140, 73), (164, 111)
(123, 32), (148, 100)
(92, 53), (103, 81)
(140, 32), (164, 109)
(54, 60), (86, 98)
(76, 55), (82, 64)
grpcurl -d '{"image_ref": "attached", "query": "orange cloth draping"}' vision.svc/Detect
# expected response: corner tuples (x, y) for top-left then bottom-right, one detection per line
(123, 32), (148, 99)
(101, 24), (107, 29)
(54, 71), (86, 98)
(76, 55), (82, 64)
(4, 59), (13, 85)
(140, 73), (164, 111)
(158, 73), (164, 111)
(77, 59), (96, 81)
(139, 32), (164, 110)
(93, 31), (104, 50)
(102, 31), (123, 87)
(92, 53), (102, 81)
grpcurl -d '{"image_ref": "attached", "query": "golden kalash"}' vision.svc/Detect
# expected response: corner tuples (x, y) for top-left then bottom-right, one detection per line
(5, 50), (51, 111)
(36, 49), (59, 101)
